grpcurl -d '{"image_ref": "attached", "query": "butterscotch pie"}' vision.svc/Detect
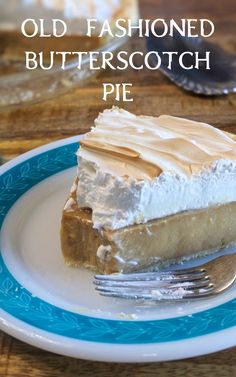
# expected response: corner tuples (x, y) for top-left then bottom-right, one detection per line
(61, 107), (236, 273)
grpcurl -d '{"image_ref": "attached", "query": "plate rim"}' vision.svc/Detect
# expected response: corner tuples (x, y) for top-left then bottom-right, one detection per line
(1, 309), (236, 362)
(1, 136), (236, 361)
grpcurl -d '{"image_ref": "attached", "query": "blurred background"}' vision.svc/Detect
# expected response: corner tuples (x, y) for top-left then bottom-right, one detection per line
(0, 0), (235, 160)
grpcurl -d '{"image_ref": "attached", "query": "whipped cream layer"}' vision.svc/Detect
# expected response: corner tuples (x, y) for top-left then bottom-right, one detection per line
(76, 107), (236, 230)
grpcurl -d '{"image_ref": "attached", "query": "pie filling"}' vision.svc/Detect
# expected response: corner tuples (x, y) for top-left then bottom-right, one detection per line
(61, 182), (236, 273)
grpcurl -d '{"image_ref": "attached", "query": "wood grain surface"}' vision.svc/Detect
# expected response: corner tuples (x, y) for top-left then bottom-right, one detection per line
(1, 0), (236, 375)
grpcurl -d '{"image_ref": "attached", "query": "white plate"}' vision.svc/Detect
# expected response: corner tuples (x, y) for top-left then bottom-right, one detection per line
(1, 136), (236, 362)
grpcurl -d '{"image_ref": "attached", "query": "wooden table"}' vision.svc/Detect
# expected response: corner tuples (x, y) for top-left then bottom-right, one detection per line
(1, 0), (236, 375)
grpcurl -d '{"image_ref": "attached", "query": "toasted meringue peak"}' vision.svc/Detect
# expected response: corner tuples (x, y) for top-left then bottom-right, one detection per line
(79, 106), (236, 179)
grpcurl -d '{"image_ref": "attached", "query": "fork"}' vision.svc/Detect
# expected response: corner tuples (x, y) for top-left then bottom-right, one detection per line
(94, 253), (236, 300)
(146, 28), (236, 96)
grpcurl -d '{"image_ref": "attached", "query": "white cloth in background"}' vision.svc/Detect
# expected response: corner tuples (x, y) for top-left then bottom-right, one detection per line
(22, 0), (120, 20)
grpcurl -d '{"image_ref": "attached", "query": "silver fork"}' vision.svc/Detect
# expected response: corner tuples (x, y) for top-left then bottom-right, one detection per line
(94, 253), (236, 300)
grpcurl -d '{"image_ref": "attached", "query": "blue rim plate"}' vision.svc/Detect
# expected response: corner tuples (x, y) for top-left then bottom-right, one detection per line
(1, 136), (236, 362)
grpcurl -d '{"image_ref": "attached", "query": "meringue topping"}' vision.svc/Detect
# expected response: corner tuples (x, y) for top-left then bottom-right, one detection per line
(79, 107), (236, 179)
(76, 107), (236, 230)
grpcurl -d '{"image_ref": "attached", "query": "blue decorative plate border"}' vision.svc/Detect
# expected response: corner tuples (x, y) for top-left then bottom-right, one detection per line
(1, 141), (236, 344)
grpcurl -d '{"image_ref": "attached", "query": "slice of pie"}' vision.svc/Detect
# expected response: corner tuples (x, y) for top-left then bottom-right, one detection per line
(61, 107), (236, 273)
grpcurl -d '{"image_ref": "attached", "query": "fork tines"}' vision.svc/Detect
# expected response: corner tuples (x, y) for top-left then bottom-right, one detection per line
(94, 268), (214, 300)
